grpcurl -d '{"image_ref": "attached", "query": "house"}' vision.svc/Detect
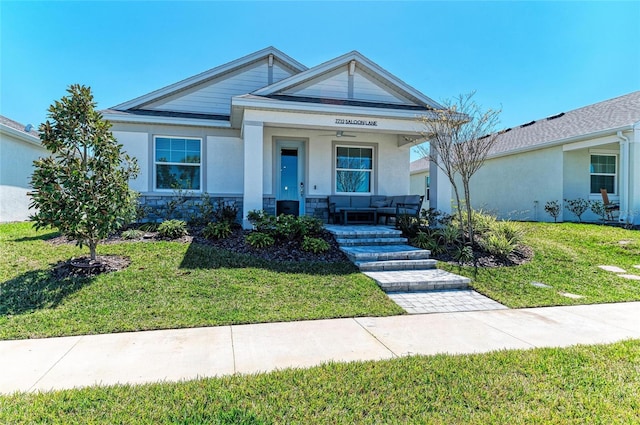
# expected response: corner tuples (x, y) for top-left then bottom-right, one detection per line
(0, 116), (47, 222)
(429, 91), (640, 225)
(409, 157), (430, 210)
(103, 47), (442, 227)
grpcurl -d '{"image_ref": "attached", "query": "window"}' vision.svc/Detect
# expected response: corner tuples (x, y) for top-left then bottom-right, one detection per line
(590, 154), (616, 195)
(155, 137), (201, 190)
(336, 146), (373, 193)
(425, 176), (430, 201)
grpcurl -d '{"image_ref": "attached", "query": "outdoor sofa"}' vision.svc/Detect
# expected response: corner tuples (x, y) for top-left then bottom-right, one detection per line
(328, 194), (424, 225)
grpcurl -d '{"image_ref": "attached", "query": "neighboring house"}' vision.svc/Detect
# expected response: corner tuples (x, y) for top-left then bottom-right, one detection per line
(103, 47), (442, 227)
(409, 157), (430, 210)
(0, 116), (46, 222)
(430, 91), (640, 224)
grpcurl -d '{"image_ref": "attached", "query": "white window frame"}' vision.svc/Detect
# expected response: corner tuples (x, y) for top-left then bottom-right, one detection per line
(589, 152), (617, 197)
(334, 144), (375, 195)
(153, 136), (203, 192)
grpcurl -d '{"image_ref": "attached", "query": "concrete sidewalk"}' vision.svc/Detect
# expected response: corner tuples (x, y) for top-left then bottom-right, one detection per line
(1, 302), (639, 394)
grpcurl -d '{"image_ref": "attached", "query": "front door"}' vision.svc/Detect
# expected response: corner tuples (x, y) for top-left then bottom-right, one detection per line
(276, 140), (305, 216)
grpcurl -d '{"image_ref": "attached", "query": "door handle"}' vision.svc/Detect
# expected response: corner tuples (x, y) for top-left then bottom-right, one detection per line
(300, 182), (304, 196)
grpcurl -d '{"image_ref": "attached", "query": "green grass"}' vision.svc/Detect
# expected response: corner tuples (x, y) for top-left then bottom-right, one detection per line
(2, 221), (639, 340)
(440, 222), (640, 308)
(2, 339), (639, 423)
(0, 222), (402, 340)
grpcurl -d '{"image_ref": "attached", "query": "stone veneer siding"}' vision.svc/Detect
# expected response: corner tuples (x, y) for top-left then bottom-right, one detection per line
(139, 194), (243, 223)
(139, 194), (330, 223)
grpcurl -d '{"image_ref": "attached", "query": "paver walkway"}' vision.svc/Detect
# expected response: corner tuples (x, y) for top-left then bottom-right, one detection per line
(2, 301), (638, 394)
(388, 289), (508, 314)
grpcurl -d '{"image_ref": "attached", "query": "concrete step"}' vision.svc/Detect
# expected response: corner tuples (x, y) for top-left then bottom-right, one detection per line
(364, 269), (471, 292)
(326, 225), (403, 240)
(336, 237), (408, 246)
(356, 259), (437, 272)
(340, 245), (431, 262)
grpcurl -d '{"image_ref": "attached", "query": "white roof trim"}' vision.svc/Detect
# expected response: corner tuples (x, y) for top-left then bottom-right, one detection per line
(253, 50), (443, 110)
(102, 112), (231, 129)
(0, 123), (43, 147)
(488, 124), (634, 160)
(231, 95), (439, 126)
(112, 47), (308, 111)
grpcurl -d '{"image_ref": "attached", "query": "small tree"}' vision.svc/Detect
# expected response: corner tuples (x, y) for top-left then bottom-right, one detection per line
(544, 200), (561, 223)
(415, 92), (501, 252)
(30, 84), (139, 261)
(564, 198), (589, 223)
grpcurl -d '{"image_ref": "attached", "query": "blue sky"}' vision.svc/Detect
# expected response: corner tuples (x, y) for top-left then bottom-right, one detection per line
(2, 1), (639, 155)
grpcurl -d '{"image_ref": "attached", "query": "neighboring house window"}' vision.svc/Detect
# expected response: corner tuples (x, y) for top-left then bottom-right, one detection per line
(425, 176), (430, 201)
(336, 146), (373, 193)
(590, 154), (616, 195)
(155, 137), (202, 190)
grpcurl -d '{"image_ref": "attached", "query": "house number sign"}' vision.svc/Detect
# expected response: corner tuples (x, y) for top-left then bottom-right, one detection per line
(335, 118), (378, 127)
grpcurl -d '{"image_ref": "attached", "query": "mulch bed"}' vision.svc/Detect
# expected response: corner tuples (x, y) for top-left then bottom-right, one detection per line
(52, 255), (132, 278)
(46, 225), (534, 278)
(432, 244), (534, 268)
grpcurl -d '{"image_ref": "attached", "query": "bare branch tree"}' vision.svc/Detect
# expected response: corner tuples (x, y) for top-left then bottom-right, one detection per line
(415, 91), (501, 252)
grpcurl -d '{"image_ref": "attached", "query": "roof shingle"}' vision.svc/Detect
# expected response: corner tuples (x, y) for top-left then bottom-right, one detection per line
(489, 91), (640, 156)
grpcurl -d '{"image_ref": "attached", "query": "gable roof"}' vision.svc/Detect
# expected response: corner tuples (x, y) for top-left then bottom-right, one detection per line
(111, 46), (308, 111)
(410, 157), (430, 174)
(490, 91), (640, 156)
(253, 50), (442, 110)
(0, 115), (41, 145)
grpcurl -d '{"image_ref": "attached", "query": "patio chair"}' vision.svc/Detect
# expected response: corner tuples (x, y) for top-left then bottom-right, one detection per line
(600, 188), (620, 221)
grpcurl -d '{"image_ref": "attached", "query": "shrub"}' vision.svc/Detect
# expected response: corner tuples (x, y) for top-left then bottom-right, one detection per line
(297, 216), (324, 237)
(490, 220), (525, 246)
(420, 208), (452, 227)
(203, 222), (232, 240)
(275, 214), (305, 240)
(589, 200), (607, 222)
(138, 222), (159, 232)
(544, 200), (561, 223)
(302, 236), (330, 253)
(453, 245), (474, 264)
(441, 224), (462, 246)
(214, 200), (239, 225)
(158, 220), (188, 239)
(245, 232), (275, 249)
(188, 193), (216, 226)
(121, 229), (144, 240)
(564, 198), (589, 222)
(247, 210), (277, 233)
(479, 233), (517, 259)
(411, 230), (435, 250)
(396, 215), (427, 239)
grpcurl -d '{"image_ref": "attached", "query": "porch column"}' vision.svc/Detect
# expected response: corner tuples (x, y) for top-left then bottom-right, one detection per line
(242, 120), (264, 229)
(429, 155), (452, 217)
(625, 125), (640, 225)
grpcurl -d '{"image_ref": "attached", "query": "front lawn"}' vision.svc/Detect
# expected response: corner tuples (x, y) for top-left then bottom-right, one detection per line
(2, 339), (639, 423)
(0, 222), (402, 340)
(2, 221), (639, 340)
(441, 222), (640, 307)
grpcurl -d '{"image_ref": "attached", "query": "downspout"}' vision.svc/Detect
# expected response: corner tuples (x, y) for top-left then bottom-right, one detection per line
(617, 130), (630, 224)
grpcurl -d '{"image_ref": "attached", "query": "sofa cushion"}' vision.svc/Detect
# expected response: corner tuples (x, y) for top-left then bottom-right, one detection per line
(328, 195), (351, 208)
(371, 199), (390, 208)
(403, 195), (421, 205)
(388, 195), (404, 206)
(376, 207), (396, 215)
(351, 196), (372, 208)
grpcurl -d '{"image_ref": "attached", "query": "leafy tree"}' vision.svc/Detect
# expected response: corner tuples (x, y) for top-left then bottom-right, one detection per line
(416, 91), (501, 254)
(30, 84), (139, 261)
